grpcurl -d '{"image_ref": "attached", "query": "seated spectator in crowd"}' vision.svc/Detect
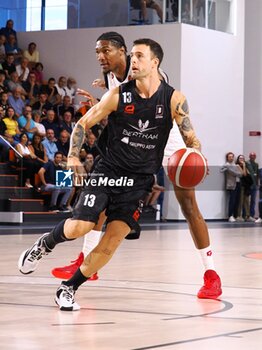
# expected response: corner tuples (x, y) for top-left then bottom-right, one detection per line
(55, 129), (70, 162)
(55, 95), (75, 120)
(220, 151), (243, 222)
(22, 71), (40, 105)
(0, 35), (6, 63)
(17, 105), (38, 142)
(41, 109), (60, 138)
(55, 76), (67, 101)
(64, 77), (77, 104)
(8, 87), (25, 117)
(82, 132), (100, 159)
(32, 92), (53, 116)
(7, 71), (27, 97)
(15, 133), (42, 187)
(33, 62), (44, 86)
(4, 33), (22, 62)
(2, 106), (21, 143)
(42, 128), (58, 161)
(2, 53), (16, 79)
(0, 106), (12, 161)
(38, 151), (72, 212)
(28, 133), (48, 164)
(0, 92), (10, 114)
(40, 77), (60, 105)
(32, 110), (46, 138)
(23, 42), (40, 70)
(59, 110), (74, 135)
(0, 70), (9, 94)
(0, 19), (17, 41)
(79, 150), (94, 174)
(16, 57), (30, 82)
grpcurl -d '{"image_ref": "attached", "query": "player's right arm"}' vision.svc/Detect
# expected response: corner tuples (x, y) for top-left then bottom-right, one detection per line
(171, 90), (201, 150)
(68, 87), (119, 165)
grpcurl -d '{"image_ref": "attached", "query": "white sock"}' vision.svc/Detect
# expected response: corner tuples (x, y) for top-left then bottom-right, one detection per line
(198, 246), (215, 271)
(82, 230), (103, 258)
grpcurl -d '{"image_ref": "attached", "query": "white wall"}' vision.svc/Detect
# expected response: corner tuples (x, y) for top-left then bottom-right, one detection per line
(17, 1), (246, 219)
(244, 0), (262, 165)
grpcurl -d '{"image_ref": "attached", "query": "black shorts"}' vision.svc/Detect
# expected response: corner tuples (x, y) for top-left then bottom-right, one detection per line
(131, 0), (156, 9)
(73, 159), (154, 231)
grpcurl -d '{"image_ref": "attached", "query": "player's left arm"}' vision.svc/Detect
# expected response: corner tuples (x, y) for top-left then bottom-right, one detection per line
(171, 90), (201, 150)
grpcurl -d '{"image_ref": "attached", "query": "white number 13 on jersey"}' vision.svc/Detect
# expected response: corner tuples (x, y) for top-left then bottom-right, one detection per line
(122, 92), (132, 103)
(83, 194), (96, 207)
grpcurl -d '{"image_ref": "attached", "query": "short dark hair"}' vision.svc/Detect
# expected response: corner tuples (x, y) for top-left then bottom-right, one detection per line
(54, 151), (63, 157)
(97, 31), (127, 52)
(133, 38), (164, 66)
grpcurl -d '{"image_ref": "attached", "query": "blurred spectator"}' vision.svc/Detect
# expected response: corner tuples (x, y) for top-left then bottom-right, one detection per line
(82, 132), (100, 159)
(16, 57), (30, 82)
(22, 71), (40, 105)
(4, 33), (22, 62)
(15, 132), (42, 187)
(56, 95), (75, 119)
(0, 106), (11, 161)
(130, 0), (163, 23)
(38, 151), (72, 212)
(7, 71), (27, 97)
(28, 133), (48, 164)
(0, 19), (17, 41)
(55, 76), (67, 101)
(255, 168), (262, 223)
(0, 70), (8, 94)
(235, 155), (253, 222)
(32, 92), (53, 116)
(41, 109), (60, 138)
(220, 152), (243, 222)
(79, 150), (94, 174)
(2, 106), (21, 143)
(33, 62), (44, 86)
(41, 77), (60, 105)
(246, 152), (259, 219)
(2, 53), (16, 79)
(0, 92), (10, 113)
(23, 42), (40, 69)
(0, 35), (6, 63)
(64, 77), (77, 103)
(42, 128), (58, 161)
(17, 105), (37, 141)
(59, 110), (74, 135)
(8, 87), (25, 116)
(32, 110), (46, 138)
(56, 129), (70, 161)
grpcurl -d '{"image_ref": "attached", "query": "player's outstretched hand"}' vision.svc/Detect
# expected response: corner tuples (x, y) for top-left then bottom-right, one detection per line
(76, 88), (98, 107)
(92, 78), (106, 89)
(67, 156), (86, 182)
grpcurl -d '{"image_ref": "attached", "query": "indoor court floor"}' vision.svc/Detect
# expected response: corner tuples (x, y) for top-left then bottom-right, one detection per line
(0, 222), (261, 350)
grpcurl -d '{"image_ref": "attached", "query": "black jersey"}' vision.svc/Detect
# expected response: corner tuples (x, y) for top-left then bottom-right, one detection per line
(104, 79), (174, 174)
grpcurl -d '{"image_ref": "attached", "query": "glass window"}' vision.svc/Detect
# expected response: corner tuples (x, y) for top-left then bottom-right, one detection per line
(45, 0), (68, 30)
(26, 0), (41, 31)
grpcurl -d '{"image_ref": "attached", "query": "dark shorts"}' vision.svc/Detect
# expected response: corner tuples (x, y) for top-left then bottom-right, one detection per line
(131, 0), (156, 9)
(72, 159), (154, 231)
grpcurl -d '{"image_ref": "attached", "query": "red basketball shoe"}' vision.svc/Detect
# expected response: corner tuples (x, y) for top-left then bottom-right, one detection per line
(51, 252), (99, 281)
(197, 270), (222, 299)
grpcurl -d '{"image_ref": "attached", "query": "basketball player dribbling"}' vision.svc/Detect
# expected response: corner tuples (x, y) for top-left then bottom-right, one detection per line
(52, 32), (222, 300)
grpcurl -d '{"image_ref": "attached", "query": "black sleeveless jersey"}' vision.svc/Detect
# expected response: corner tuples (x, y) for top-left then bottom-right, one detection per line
(104, 80), (174, 174)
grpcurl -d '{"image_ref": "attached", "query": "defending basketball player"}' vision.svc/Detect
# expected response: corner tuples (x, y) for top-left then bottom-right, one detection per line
(18, 39), (221, 310)
(51, 32), (222, 300)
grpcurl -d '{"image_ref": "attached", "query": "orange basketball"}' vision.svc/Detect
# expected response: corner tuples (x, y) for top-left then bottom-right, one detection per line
(167, 148), (207, 188)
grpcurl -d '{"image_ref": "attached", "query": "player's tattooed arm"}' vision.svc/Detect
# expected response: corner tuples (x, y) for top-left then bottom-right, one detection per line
(68, 123), (85, 158)
(171, 90), (201, 150)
